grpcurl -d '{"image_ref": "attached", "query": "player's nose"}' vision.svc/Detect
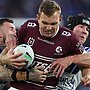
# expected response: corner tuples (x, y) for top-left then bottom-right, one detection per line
(46, 25), (52, 30)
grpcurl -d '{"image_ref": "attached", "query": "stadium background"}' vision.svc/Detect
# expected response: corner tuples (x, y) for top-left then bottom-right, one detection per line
(0, 0), (90, 46)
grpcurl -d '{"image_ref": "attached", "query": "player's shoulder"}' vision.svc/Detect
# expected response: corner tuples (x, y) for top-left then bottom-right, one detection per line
(24, 19), (38, 28)
(21, 19), (38, 28)
(59, 26), (79, 45)
(59, 26), (76, 37)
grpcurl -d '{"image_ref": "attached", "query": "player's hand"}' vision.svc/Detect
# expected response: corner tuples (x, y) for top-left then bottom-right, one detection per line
(5, 34), (17, 50)
(0, 47), (26, 69)
(29, 65), (48, 83)
(49, 56), (72, 78)
(81, 77), (90, 86)
(81, 68), (90, 87)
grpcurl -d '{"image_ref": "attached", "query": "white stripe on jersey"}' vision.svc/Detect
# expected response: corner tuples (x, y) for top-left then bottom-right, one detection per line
(84, 47), (90, 53)
(35, 54), (54, 62)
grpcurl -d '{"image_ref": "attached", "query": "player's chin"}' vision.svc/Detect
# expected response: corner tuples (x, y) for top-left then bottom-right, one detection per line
(44, 34), (54, 38)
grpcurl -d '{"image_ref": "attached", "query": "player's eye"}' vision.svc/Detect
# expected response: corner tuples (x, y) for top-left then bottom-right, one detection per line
(42, 21), (58, 26)
(42, 21), (49, 25)
(86, 27), (90, 32)
(51, 22), (58, 25)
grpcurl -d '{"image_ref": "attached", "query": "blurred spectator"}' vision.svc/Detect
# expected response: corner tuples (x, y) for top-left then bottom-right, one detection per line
(0, 0), (89, 19)
(6, 0), (24, 17)
(0, 0), (9, 17)
(22, 0), (41, 17)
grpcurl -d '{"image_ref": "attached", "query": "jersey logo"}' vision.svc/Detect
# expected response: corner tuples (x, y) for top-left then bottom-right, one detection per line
(61, 31), (71, 36)
(27, 37), (35, 46)
(27, 22), (37, 27)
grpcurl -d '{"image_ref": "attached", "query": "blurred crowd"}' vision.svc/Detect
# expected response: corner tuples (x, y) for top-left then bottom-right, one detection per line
(0, 0), (90, 18)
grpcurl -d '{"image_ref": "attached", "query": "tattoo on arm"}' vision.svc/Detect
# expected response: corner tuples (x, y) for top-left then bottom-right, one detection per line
(0, 65), (13, 81)
(0, 65), (27, 81)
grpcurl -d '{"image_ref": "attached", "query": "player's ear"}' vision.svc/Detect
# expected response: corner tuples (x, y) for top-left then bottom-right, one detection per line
(36, 14), (40, 20)
(0, 31), (3, 38)
(59, 15), (63, 21)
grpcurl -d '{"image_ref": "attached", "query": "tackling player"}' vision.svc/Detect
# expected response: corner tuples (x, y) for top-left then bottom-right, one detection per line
(0, 18), (27, 90)
(68, 13), (90, 90)
(67, 14), (90, 90)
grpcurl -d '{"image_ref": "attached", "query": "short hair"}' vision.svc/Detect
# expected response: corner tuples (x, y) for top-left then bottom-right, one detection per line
(38, 0), (61, 17)
(67, 13), (90, 31)
(0, 18), (13, 26)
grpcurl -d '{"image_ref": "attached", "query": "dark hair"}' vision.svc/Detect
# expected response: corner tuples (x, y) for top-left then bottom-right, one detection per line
(38, 0), (61, 17)
(67, 13), (90, 31)
(0, 18), (13, 26)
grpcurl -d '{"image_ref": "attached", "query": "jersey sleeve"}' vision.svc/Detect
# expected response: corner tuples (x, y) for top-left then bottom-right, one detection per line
(69, 32), (83, 55)
(17, 20), (30, 44)
(65, 32), (83, 74)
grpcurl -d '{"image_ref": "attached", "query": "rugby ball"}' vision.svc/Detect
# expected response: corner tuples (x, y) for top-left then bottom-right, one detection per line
(13, 44), (34, 69)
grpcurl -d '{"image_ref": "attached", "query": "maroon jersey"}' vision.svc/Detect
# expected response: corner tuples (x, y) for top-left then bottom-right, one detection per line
(14, 19), (82, 89)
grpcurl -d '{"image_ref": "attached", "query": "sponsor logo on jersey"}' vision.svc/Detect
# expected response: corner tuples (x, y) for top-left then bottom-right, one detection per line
(61, 31), (71, 36)
(59, 75), (75, 90)
(35, 61), (52, 72)
(27, 22), (37, 27)
(35, 54), (55, 77)
(38, 37), (54, 45)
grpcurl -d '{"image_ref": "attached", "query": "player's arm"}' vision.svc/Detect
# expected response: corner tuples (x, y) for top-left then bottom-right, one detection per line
(0, 65), (13, 81)
(71, 53), (90, 67)
(15, 65), (47, 82)
(0, 65), (27, 81)
(80, 68), (90, 86)
(0, 65), (47, 83)
(0, 47), (26, 69)
(50, 53), (90, 78)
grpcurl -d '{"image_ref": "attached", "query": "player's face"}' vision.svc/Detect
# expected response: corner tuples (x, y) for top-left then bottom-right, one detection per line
(73, 24), (89, 44)
(0, 22), (16, 44)
(2, 22), (16, 35)
(37, 11), (61, 38)
(0, 31), (4, 45)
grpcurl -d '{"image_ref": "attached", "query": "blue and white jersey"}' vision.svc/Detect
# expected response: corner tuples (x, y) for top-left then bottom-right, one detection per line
(83, 47), (90, 53)
(57, 46), (90, 90)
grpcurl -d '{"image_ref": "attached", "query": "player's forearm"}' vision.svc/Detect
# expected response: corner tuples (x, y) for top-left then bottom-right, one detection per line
(72, 53), (90, 67)
(0, 65), (27, 81)
(81, 68), (90, 77)
(0, 65), (13, 81)
(0, 55), (10, 66)
(0, 47), (13, 66)
(0, 54), (4, 65)
(0, 65), (41, 82)
(0, 60), (3, 65)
